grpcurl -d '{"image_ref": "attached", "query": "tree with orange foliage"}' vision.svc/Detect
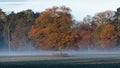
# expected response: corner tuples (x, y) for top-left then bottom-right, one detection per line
(99, 24), (118, 48)
(28, 6), (79, 55)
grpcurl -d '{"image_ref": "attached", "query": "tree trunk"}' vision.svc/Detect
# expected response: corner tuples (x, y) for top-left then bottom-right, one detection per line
(24, 34), (27, 48)
(58, 45), (62, 56)
(8, 23), (11, 53)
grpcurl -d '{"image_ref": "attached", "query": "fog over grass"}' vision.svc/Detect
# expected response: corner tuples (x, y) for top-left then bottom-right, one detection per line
(0, 49), (120, 57)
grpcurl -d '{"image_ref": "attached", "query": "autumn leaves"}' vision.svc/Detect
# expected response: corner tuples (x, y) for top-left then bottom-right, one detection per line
(28, 6), (120, 50)
(28, 6), (79, 50)
(0, 6), (120, 51)
(28, 7), (118, 50)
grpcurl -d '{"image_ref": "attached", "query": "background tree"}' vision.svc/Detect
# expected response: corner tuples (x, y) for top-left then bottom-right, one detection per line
(93, 25), (104, 47)
(3, 12), (16, 52)
(92, 10), (115, 48)
(113, 8), (120, 27)
(77, 23), (95, 49)
(28, 6), (79, 55)
(112, 8), (120, 47)
(10, 10), (35, 50)
(99, 24), (117, 48)
(0, 9), (7, 49)
(92, 10), (114, 25)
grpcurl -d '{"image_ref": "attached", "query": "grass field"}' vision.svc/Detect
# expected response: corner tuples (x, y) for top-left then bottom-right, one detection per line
(0, 54), (120, 68)
(0, 51), (120, 68)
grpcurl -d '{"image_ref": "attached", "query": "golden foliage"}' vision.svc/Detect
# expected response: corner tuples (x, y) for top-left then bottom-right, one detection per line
(100, 24), (118, 48)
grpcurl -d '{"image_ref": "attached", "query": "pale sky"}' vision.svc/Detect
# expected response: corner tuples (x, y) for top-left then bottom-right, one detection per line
(0, 0), (120, 21)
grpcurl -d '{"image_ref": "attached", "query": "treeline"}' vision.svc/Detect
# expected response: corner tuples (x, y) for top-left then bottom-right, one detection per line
(0, 6), (120, 51)
(0, 9), (40, 50)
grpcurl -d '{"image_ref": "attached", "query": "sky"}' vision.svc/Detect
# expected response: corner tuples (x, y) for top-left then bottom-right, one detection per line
(0, 0), (120, 21)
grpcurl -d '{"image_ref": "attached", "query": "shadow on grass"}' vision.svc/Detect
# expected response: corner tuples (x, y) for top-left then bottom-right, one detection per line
(0, 62), (120, 68)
